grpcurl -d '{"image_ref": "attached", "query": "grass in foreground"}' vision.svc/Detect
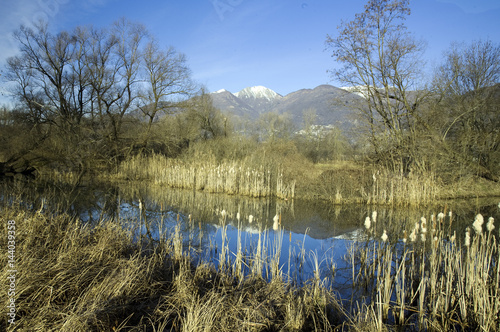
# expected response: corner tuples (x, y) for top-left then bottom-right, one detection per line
(2, 202), (499, 331)
(0, 206), (342, 331)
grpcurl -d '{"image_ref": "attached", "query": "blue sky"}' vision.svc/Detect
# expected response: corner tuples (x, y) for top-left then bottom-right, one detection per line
(1, 0), (499, 103)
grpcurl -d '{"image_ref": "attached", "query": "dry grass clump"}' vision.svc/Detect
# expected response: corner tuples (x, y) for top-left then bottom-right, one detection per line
(1, 208), (166, 331)
(0, 206), (342, 331)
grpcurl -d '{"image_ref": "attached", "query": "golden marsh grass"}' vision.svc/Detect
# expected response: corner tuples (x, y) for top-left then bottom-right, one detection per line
(0, 205), (339, 331)
(2, 189), (499, 331)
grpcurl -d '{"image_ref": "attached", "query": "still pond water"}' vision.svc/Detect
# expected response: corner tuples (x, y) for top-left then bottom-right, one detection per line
(2, 177), (500, 296)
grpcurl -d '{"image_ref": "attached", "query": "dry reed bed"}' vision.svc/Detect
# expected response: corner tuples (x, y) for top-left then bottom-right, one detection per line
(119, 154), (296, 199)
(120, 154), (439, 206)
(366, 170), (438, 206)
(0, 205), (339, 331)
(348, 210), (500, 331)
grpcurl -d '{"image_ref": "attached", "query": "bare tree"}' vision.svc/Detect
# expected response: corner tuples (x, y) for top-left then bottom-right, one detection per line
(326, 0), (427, 170)
(138, 39), (194, 150)
(432, 39), (500, 180)
(3, 19), (194, 171)
(6, 21), (87, 129)
(183, 89), (228, 141)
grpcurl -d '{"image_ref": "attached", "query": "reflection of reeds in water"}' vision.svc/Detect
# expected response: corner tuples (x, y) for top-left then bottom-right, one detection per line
(118, 154), (296, 199)
(117, 181), (295, 237)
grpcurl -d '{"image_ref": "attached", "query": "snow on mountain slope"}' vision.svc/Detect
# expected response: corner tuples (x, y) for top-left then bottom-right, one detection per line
(235, 86), (282, 101)
(213, 89), (229, 93)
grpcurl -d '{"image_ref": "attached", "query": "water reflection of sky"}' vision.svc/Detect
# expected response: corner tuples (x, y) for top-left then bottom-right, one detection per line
(84, 183), (497, 297)
(2, 178), (500, 293)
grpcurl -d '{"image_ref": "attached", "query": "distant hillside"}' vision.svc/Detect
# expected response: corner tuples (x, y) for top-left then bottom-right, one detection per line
(211, 84), (363, 130)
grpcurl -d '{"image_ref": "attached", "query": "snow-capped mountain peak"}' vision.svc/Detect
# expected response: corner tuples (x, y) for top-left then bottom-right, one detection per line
(235, 86), (282, 101)
(213, 89), (229, 94)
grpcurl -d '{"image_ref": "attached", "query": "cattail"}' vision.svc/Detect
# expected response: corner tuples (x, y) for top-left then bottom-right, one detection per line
(249, 215), (253, 224)
(236, 212), (240, 222)
(409, 229), (417, 242)
(486, 217), (495, 232)
(421, 233), (426, 243)
(472, 214), (484, 234)
(381, 230), (388, 242)
(437, 212), (445, 220)
(421, 217), (427, 234)
(465, 228), (470, 247)
(364, 216), (371, 230)
(450, 231), (456, 243)
(402, 230), (407, 243)
(372, 211), (377, 223)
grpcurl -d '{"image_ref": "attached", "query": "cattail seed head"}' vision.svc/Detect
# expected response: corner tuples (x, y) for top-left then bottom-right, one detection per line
(372, 211), (377, 223)
(402, 230), (407, 243)
(472, 214), (484, 234)
(381, 230), (388, 242)
(409, 229), (417, 242)
(465, 228), (471, 247)
(421, 217), (427, 234)
(486, 217), (495, 232)
(249, 215), (253, 223)
(364, 216), (371, 230)
(437, 212), (445, 220)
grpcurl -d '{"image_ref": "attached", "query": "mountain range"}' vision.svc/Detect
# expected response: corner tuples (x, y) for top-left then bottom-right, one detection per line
(210, 84), (362, 129)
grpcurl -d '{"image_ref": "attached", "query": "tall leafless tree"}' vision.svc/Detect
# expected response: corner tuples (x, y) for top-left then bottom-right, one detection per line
(326, 0), (427, 171)
(3, 19), (194, 171)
